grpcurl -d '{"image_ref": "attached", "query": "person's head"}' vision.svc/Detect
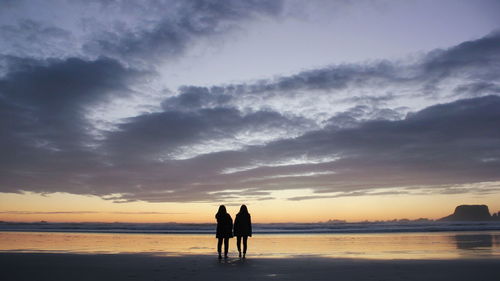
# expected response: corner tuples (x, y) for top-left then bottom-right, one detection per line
(239, 204), (248, 214)
(217, 205), (227, 215)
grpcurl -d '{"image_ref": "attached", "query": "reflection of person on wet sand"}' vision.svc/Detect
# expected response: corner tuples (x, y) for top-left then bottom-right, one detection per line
(215, 205), (233, 259)
(234, 204), (252, 258)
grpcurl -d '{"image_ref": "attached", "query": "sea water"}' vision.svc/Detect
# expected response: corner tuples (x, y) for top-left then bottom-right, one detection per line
(1, 231), (499, 259)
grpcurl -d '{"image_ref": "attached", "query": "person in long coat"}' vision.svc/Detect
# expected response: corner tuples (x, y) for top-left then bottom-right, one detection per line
(233, 204), (252, 258)
(215, 205), (233, 259)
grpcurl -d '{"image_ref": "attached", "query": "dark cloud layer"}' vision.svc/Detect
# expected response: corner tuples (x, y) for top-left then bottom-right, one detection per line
(91, 95), (500, 203)
(0, 3), (499, 203)
(103, 107), (311, 162)
(0, 19), (74, 59)
(1, 0), (283, 66)
(0, 210), (184, 215)
(83, 0), (283, 65)
(180, 31), (500, 104)
(0, 56), (143, 193)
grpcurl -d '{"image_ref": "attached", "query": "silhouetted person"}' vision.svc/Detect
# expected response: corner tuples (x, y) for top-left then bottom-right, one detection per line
(234, 204), (252, 258)
(215, 205), (233, 259)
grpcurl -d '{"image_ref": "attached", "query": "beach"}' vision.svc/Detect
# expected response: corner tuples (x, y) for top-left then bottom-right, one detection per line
(1, 230), (499, 280)
(2, 252), (500, 281)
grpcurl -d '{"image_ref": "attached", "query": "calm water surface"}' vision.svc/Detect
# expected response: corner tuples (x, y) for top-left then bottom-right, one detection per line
(1, 231), (499, 259)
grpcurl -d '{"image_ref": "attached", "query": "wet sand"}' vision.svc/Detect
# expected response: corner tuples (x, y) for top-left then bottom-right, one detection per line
(1, 252), (499, 281)
(2, 231), (499, 259)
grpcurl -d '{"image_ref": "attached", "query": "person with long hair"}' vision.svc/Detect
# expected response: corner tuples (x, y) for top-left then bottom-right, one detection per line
(233, 204), (252, 258)
(215, 205), (233, 259)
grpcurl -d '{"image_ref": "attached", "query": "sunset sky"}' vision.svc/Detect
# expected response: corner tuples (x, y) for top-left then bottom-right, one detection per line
(1, 0), (500, 223)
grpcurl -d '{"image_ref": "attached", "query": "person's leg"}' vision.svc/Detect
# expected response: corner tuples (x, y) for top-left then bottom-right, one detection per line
(224, 238), (229, 258)
(236, 236), (242, 257)
(217, 238), (223, 259)
(243, 236), (248, 258)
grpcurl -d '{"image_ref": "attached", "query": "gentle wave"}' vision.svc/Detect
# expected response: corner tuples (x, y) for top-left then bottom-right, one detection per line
(1, 221), (500, 234)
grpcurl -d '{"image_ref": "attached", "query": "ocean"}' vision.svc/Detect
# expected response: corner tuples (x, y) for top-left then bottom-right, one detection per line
(1, 220), (500, 234)
(1, 221), (500, 259)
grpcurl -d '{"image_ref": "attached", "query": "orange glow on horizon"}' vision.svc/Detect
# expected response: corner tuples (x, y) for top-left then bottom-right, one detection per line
(1, 190), (500, 223)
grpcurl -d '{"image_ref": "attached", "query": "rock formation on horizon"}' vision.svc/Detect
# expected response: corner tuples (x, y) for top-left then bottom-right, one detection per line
(440, 205), (492, 221)
(492, 212), (500, 221)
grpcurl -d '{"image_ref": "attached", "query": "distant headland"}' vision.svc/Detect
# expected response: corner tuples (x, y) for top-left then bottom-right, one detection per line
(440, 205), (500, 221)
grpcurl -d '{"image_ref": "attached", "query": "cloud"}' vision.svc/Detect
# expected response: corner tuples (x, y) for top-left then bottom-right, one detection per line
(0, 211), (99, 215)
(113, 95), (500, 202)
(103, 106), (313, 161)
(240, 95), (500, 185)
(161, 86), (233, 112)
(0, 56), (145, 193)
(453, 82), (500, 97)
(287, 190), (406, 201)
(0, 19), (74, 59)
(174, 32), (500, 124)
(0, 0), (284, 66)
(287, 181), (500, 201)
(0, 211), (184, 215)
(66, 95), (500, 203)
(0, 21), (499, 203)
(82, 0), (284, 65)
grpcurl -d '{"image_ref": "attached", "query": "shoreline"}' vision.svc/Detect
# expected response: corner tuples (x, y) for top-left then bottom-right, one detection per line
(2, 252), (499, 281)
(1, 226), (500, 235)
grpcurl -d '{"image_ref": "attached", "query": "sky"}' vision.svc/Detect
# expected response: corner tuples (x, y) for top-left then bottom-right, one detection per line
(1, 0), (500, 223)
